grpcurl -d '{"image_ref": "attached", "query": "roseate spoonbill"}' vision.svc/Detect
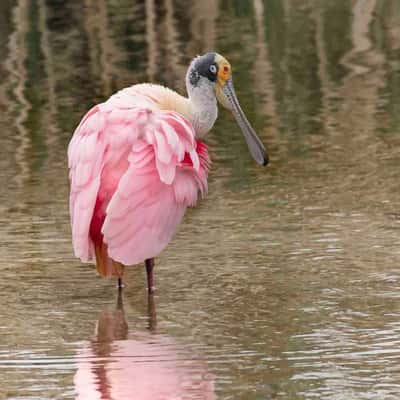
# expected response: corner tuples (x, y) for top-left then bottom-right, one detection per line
(68, 52), (268, 293)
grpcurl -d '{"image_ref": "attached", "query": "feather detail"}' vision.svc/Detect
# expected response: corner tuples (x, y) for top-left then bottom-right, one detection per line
(68, 84), (210, 270)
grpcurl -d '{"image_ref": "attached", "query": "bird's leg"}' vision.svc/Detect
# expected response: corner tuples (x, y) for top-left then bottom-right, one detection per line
(114, 261), (125, 290)
(117, 277), (124, 290)
(145, 258), (155, 294)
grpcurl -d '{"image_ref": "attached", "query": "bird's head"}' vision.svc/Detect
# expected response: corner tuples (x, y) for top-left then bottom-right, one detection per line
(186, 52), (268, 166)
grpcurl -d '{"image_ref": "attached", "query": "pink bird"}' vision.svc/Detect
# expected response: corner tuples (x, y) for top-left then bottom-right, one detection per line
(68, 52), (268, 293)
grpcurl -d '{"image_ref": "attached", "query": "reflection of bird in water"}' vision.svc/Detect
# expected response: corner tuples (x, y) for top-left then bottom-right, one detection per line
(74, 292), (215, 399)
(68, 53), (268, 293)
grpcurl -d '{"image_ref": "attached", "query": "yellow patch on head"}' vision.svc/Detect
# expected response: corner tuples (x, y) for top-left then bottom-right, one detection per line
(215, 54), (231, 86)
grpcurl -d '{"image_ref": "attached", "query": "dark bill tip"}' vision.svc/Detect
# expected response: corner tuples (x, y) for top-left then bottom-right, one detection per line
(262, 152), (269, 166)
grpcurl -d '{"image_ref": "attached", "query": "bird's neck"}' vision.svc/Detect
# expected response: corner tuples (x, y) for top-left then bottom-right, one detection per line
(130, 83), (218, 138)
(187, 84), (218, 138)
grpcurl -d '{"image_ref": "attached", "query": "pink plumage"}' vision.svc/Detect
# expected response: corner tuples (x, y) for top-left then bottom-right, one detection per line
(68, 86), (210, 281)
(68, 53), (267, 292)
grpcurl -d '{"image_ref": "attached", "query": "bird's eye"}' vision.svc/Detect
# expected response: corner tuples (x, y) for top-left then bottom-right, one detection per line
(209, 65), (217, 74)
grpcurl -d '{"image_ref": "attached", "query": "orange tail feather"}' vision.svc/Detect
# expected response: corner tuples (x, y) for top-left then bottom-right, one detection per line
(94, 243), (125, 278)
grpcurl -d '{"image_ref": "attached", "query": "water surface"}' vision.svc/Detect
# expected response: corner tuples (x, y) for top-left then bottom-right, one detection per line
(1, 1), (400, 399)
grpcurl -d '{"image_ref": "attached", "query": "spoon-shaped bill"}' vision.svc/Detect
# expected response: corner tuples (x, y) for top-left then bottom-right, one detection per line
(221, 78), (268, 166)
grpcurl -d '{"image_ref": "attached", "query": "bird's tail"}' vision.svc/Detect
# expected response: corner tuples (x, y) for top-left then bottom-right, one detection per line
(94, 242), (125, 278)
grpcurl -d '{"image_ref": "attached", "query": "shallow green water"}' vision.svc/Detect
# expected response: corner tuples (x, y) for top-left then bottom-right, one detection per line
(1, 1), (400, 399)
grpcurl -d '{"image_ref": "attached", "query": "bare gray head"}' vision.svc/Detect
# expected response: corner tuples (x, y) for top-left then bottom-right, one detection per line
(185, 53), (219, 104)
(186, 52), (268, 166)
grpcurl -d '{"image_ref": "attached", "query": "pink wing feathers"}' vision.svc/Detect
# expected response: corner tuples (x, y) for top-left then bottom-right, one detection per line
(68, 88), (209, 273)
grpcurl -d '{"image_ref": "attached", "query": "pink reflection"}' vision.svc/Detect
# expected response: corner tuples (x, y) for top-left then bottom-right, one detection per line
(74, 294), (215, 400)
